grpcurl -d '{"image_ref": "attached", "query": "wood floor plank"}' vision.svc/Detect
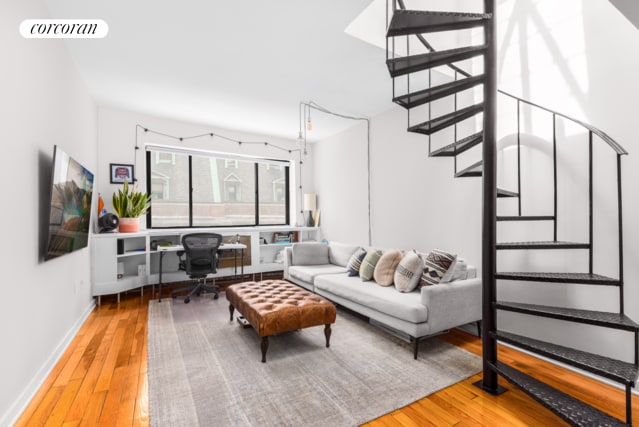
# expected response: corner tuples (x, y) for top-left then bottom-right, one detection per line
(43, 379), (82, 427)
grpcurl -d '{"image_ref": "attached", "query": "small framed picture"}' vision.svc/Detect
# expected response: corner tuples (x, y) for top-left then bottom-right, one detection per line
(110, 163), (134, 184)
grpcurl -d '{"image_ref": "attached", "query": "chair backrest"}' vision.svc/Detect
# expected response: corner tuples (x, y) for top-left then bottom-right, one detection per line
(181, 233), (223, 278)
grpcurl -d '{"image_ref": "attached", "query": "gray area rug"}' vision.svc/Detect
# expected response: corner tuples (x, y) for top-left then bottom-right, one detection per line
(147, 296), (481, 427)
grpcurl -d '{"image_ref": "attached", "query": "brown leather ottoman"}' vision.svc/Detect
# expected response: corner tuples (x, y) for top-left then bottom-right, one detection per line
(226, 280), (336, 362)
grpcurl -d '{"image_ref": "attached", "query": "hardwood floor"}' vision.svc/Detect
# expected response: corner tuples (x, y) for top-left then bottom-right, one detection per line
(15, 287), (638, 426)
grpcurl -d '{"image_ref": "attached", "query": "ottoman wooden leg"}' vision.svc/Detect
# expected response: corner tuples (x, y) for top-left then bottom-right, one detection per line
(324, 324), (332, 348)
(260, 336), (269, 363)
(228, 304), (234, 321)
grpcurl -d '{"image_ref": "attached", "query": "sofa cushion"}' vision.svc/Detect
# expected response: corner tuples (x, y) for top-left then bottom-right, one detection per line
(289, 264), (347, 284)
(359, 249), (382, 281)
(451, 258), (468, 281)
(328, 242), (360, 267)
(291, 242), (329, 266)
(420, 249), (457, 287)
(315, 274), (429, 323)
(374, 249), (403, 286)
(394, 251), (423, 293)
(346, 248), (367, 276)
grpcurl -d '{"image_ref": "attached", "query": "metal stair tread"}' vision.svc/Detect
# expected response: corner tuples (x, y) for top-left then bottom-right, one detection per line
(393, 75), (485, 109)
(496, 272), (620, 285)
(455, 160), (482, 177)
(497, 215), (555, 221)
(408, 103), (484, 135)
(494, 331), (638, 386)
(387, 10), (492, 37)
(491, 361), (627, 426)
(386, 45), (487, 77)
(496, 241), (590, 250)
(496, 188), (519, 198)
(496, 301), (638, 331)
(429, 132), (483, 157)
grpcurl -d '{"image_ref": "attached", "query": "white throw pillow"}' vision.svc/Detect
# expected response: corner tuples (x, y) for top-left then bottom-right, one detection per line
(394, 251), (423, 293)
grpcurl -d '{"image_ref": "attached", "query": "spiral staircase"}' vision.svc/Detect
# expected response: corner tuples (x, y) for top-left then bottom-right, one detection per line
(385, 1), (636, 425)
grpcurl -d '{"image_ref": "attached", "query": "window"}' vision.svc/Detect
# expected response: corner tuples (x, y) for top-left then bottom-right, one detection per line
(147, 152), (190, 227)
(258, 163), (287, 225)
(146, 148), (289, 228)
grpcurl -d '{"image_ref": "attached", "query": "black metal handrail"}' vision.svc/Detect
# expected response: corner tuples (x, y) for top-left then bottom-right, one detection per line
(390, 0), (628, 156)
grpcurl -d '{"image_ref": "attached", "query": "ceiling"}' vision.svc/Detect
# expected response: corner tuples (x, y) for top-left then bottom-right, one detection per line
(45, 0), (396, 142)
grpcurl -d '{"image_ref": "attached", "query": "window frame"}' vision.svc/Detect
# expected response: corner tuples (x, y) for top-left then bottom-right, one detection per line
(145, 147), (290, 229)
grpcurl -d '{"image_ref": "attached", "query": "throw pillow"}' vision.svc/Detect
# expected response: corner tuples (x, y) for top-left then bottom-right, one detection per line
(394, 251), (424, 292)
(359, 249), (383, 281)
(346, 248), (367, 277)
(373, 249), (403, 286)
(420, 249), (457, 287)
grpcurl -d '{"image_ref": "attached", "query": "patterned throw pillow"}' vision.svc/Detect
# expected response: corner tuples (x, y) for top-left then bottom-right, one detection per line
(346, 248), (367, 277)
(394, 251), (424, 292)
(420, 249), (457, 287)
(373, 249), (403, 286)
(359, 249), (383, 281)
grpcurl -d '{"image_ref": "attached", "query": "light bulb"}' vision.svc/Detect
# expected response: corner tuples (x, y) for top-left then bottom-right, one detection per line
(306, 117), (312, 131)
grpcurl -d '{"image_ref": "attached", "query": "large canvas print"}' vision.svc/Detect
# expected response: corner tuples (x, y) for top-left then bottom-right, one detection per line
(45, 146), (94, 260)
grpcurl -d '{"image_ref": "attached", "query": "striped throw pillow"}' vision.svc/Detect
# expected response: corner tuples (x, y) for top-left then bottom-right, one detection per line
(359, 249), (383, 281)
(346, 248), (367, 277)
(420, 249), (457, 287)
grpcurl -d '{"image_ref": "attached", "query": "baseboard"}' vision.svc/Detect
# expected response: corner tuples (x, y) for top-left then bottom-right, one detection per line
(0, 299), (96, 427)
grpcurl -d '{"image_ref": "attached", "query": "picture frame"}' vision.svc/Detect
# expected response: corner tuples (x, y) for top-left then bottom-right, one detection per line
(110, 163), (134, 184)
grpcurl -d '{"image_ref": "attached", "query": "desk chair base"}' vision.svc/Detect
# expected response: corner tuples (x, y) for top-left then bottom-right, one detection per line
(172, 279), (219, 304)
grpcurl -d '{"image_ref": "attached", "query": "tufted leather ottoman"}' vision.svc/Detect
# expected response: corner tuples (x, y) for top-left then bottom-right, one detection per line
(226, 280), (336, 362)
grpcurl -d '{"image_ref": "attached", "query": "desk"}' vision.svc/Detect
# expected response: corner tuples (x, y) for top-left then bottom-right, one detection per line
(157, 243), (247, 302)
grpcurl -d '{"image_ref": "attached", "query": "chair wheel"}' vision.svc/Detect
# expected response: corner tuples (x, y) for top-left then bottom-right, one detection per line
(213, 294), (219, 300)
(184, 297), (190, 304)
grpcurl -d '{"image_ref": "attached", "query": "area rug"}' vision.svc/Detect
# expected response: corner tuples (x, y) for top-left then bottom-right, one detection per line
(147, 296), (481, 427)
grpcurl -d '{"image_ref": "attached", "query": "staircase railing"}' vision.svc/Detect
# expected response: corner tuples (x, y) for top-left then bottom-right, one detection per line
(387, 0), (628, 309)
(386, 0), (632, 423)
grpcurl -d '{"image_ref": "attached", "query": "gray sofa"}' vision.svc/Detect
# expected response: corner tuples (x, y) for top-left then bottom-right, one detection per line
(283, 241), (482, 358)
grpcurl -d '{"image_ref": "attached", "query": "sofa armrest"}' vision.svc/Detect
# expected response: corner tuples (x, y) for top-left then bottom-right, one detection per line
(283, 247), (293, 280)
(420, 278), (481, 334)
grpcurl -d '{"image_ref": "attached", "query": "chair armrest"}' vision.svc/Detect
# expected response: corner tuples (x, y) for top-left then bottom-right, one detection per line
(420, 278), (481, 334)
(283, 247), (293, 280)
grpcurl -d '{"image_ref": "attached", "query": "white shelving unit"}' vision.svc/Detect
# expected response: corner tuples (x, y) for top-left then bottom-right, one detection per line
(90, 226), (319, 301)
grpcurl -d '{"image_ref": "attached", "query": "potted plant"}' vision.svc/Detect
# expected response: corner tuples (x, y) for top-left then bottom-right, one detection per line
(112, 180), (151, 232)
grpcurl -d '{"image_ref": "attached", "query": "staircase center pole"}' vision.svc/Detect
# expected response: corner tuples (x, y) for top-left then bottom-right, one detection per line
(479, 0), (502, 394)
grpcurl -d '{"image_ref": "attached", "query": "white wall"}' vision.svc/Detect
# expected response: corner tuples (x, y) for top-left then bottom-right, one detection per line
(0, 1), (97, 425)
(97, 107), (313, 229)
(314, 105), (483, 262)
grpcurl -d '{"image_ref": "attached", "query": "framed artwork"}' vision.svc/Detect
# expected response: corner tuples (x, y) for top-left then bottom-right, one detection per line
(110, 163), (134, 184)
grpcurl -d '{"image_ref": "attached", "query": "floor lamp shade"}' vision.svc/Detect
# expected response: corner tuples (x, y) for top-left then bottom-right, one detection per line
(303, 193), (317, 226)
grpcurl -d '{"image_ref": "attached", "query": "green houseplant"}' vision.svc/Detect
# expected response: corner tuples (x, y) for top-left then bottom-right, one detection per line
(112, 181), (151, 232)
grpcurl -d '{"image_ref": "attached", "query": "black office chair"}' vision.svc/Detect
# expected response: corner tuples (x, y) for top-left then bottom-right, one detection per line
(171, 233), (222, 304)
